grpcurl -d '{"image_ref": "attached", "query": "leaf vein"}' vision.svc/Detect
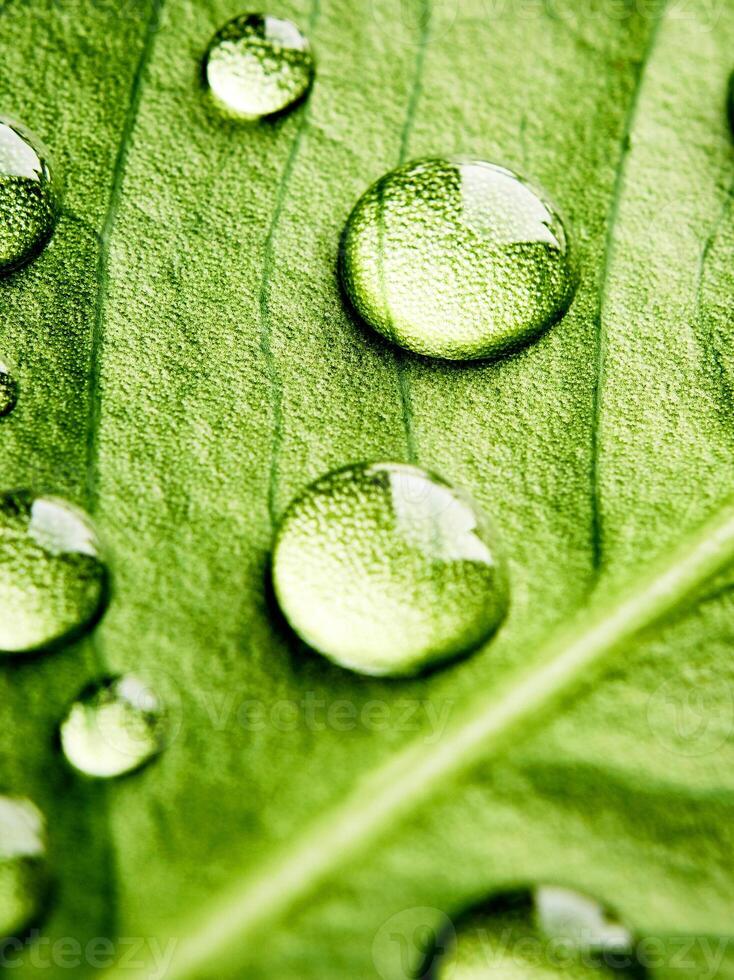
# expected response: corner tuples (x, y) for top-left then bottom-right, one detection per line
(260, 0), (322, 527)
(84, 0), (166, 511)
(589, 0), (668, 573)
(393, 0), (432, 464)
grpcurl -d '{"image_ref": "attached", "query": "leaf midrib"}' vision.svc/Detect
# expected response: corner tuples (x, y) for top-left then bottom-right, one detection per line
(80, 0), (167, 948)
(104, 486), (734, 980)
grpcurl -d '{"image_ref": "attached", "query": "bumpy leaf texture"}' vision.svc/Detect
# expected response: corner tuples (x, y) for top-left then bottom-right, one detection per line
(1, 0), (734, 977)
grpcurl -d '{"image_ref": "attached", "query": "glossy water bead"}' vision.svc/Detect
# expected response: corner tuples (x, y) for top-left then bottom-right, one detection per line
(272, 462), (508, 676)
(60, 675), (166, 778)
(428, 889), (641, 978)
(0, 119), (60, 273)
(0, 797), (49, 941)
(204, 13), (314, 120)
(340, 158), (577, 360)
(0, 491), (107, 655)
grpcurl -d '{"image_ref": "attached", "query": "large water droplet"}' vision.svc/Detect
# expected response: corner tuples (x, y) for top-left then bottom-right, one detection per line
(0, 363), (18, 418)
(427, 890), (642, 978)
(0, 491), (108, 655)
(340, 158), (577, 361)
(204, 13), (314, 120)
(272, 462), (508, 676)
(60, 675), (166, 778)
(0, 119), (60, 274)
(0, 797), (49, 941)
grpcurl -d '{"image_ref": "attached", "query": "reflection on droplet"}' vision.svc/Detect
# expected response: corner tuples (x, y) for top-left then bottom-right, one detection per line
(428, 889), (643, 978)
(60, 675), (166, 778)
(272, 462), (508, 676)
(0, 119), (60, 273)
(0, 797), (49, 941)
(204, 13), (314, 120)
(340, 158), (577, 360)
(535, 886), (634, 956)
(0, 491), (108, 655)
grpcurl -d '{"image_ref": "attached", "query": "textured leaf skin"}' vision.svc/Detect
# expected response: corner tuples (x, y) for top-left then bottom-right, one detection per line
(1, 0), (734, 978)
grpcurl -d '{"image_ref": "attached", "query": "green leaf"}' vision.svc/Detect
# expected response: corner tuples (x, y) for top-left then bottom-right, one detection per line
(1, 0), (734, 977)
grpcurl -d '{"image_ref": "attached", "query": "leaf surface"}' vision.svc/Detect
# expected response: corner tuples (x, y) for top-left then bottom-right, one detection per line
(1, 0), (734, 977)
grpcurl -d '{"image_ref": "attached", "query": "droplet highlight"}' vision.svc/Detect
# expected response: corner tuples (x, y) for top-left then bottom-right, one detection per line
(272, 462), (508, 676)
(0, 491), (108, 655)
(0, 797), (49, 941)
(340, 158), (577, 360)
(0, 119), (60, 274)
(535, 886), (635, 957)
(0, 364), (18, 418)
(204, 13), (314, 120)
(60, 675), (166, 778)
(427, 889), (643, 978)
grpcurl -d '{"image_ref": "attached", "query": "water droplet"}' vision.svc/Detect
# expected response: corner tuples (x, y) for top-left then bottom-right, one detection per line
(60, 675), (166, 778)
(0, 119), (60, 274)
(427, 890), (642, 978)
(0, 491), (108, 655)
(0, 364), (18, 418)
(340, 158), (577, 361)
(272, 462), (508, 676)
(0, 797), (49, 940)
(204, 13), (314, 120)
(534, 886), (635, 956)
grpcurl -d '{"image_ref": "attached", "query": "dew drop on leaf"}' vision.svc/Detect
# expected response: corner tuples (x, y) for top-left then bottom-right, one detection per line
(0, 491), (108, 655)
(203, 13), (314, 120)
(0, 363), (18, 418)
(426, 889), (643, 978)
(60, 675), (166, 778)
(340, 158), (577, 361)
(534, 885), (635, 957)
(272, 462), (508, 676)
(0, 119), (60, 274)
(0, 797), (49, 941)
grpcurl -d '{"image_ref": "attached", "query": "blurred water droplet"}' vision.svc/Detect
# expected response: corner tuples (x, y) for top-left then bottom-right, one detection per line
(60, 675), (167, 778)
(534, 886), (634, 956)
(0, 491), (107, 655)
(0, 797), (49, 941)
(428, 889), (642, 978)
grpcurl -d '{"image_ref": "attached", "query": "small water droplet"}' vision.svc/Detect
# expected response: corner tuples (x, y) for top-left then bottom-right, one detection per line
(427, 890), (642, 978)
(0, 491), (108, 655)
(204, 13), (314, 120)
(0, 364), (18, 418)
(0, 797), (49, 941)
(272, 462), (508, 676)
(0, 119), (60, 274)
(340, 158), (577, 361)
(60, 675), (166, 778)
